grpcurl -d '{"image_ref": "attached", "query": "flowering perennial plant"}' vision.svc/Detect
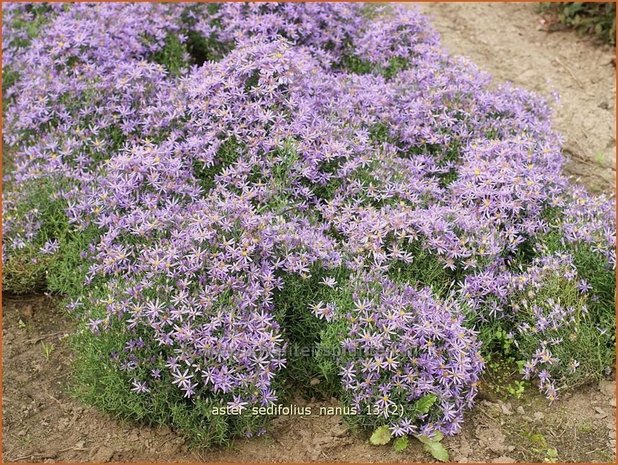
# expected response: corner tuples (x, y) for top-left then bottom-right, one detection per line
(3, 2), (615, 446)
(313, 272), (483, 438)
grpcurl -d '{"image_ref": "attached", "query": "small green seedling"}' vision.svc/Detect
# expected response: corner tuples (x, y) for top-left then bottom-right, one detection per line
(393, 436), (409, 452)
(416, 431), (449, 462)
(544, 447), (558, 463)
(369, 425), (392, 446)
(506, 380), (526, 399)
(41, 342), (55, 361)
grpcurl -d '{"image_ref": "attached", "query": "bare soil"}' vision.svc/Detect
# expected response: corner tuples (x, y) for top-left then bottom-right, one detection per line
(2, 3), (616, 463)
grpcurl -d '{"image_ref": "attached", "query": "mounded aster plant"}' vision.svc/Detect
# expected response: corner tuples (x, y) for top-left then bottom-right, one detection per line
(3, 2), (615, 447)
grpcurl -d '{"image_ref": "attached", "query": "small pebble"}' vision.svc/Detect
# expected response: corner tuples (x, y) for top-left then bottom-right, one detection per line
(500, 402), (513, 416)
(90, 445), (114, 463)
(599, 380), (616, 398)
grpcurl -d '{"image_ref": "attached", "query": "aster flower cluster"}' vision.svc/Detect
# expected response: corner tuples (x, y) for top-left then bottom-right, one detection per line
(3, 2), (615, 445)
(314, 272), (483, 438)
(461, 252), (608, 397)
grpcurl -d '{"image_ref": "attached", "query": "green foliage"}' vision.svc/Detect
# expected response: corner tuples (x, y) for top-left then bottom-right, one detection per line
(506, 380), (527, 399)
(360, 3), (393, 19)
(273, 265), (350, 398)
(5, 4), (56, 48)
(69, 261), (350, 449)
(180, 4), (232, 65)
(477, 213), (615, 396)
(193, 138), (242, 192)
(389, 240), (461, 298)
(263, 140), (301, 212)
(3, 177), (97, 295)
(383, 57), (409, 78)
(545, 447), (559, 463)
(2, 68), (19, 111)
(369, 122), (394, 144)
(417, 431), (449, 462)
(538, 239), (615, 385)
(41, 341), (55, 361)
(340, 54), (374, 75)
(369, 425), (392, 445)
(340, 54), (409, 78)
(153, 34), (188, 76)
(185, 30), (232, 65)
(150, 5), (232, 72)
(46, 225), (98, 298)
(71, 318), (268, 448)
(481, 347), (530, 400)
(393, 436), (409, 452)
(399, 140), (462, 187)
(540, 2), (616, 45)
(414, 393), (438, 414)
(570, 243), (615, 322)
(248, 139), (308, 213)
(3, 3), (615, 447)
(520, 430), (560, 462)
(480, 237), (615, 395)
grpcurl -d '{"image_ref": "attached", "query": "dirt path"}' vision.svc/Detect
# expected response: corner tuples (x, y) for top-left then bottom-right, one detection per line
(416, 2), (616, 194)
(2, 4), (616, 464)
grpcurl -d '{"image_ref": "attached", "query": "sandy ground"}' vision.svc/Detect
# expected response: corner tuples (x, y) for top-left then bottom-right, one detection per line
(2, 3), (616, 464)
(416, 2), (616, 194)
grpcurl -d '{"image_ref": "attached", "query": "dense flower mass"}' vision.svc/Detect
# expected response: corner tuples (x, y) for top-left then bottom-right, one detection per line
(3, 2), (615, 446)
(313, 272), (484, 438)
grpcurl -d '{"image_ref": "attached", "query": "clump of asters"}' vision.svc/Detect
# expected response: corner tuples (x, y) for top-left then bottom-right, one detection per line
(313, 271), (484, 437)
(2, 1), (615, 448)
